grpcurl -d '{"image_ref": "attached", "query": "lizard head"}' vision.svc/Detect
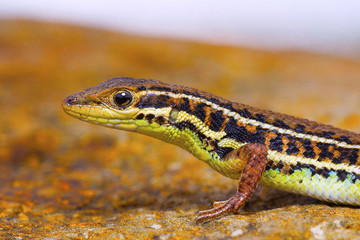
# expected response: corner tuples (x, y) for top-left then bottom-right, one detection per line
(62, 77), (180, 132)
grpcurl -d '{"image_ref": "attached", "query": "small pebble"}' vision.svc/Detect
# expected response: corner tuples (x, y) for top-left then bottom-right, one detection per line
(310, 224), (325, 240)
(231, 229), (243, 237)
(150, 224), (162, 230)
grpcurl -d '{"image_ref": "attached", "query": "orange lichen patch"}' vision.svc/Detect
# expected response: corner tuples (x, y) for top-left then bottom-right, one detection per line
(0, 19), (359, 238)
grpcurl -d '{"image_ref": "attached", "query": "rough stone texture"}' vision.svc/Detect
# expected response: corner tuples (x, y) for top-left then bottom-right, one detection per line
(0, 20), (360, 239)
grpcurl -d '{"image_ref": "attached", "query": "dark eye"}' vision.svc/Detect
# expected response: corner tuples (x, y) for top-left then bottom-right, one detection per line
(113, 90), (133, 107)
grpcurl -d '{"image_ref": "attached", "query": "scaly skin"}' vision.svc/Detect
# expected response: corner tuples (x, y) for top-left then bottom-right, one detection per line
(62, 77), (360, 222)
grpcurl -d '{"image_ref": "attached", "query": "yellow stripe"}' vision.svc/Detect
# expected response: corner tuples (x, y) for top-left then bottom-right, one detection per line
(176, 111), (227, 139)
(268, 150), (360, 175)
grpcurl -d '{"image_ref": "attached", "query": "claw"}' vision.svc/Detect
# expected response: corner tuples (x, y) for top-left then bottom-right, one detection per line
(196, 194), (244, 223)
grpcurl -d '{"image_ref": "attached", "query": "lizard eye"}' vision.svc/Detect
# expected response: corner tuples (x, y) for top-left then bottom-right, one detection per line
(113, 90), (133, 108)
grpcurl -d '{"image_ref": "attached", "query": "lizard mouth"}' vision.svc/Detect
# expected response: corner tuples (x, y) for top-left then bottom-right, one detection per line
(62, 96), (146, 132)
(62, 102), (142, 132)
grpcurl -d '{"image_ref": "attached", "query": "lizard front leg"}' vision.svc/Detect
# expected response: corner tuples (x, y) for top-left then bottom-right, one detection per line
(196, 143), (268, 223)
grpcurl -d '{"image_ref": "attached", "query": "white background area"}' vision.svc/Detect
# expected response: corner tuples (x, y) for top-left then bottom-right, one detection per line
(1, 0), (360, 58)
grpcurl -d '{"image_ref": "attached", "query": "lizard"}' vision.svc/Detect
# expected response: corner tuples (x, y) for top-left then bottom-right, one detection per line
(62, 77), (360, 223)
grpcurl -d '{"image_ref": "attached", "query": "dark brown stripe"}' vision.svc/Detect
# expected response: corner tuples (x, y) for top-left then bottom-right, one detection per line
(209, 111), (226, 132)
(194, 102), (208, 123)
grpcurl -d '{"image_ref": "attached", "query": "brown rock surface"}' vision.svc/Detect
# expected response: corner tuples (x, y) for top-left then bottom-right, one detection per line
(0, 20), (360, 239)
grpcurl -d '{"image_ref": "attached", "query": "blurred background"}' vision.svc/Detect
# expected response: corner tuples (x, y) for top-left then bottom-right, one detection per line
(1, 1), (360, 239)
(2, 0), (360, 58)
